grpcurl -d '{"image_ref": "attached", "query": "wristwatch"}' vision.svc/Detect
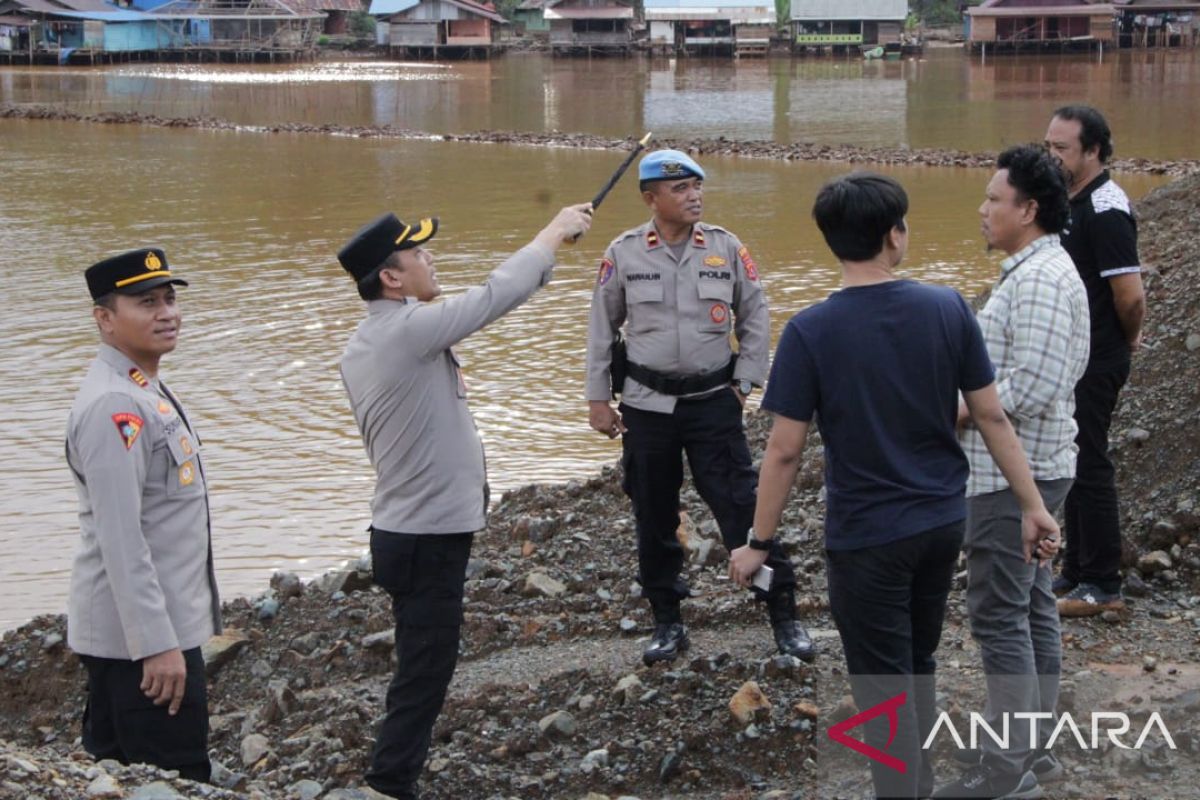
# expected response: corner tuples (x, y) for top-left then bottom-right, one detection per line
(737, 379), (753, 396)
(746, 529), (772, 551)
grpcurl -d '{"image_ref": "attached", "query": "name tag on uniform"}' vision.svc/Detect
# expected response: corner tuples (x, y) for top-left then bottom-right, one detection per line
(165, 425), (200, 466)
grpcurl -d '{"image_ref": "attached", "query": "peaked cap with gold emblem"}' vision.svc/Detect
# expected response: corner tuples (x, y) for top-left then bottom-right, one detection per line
(86, 248), (189, 301)
(337, 212), (439, 283)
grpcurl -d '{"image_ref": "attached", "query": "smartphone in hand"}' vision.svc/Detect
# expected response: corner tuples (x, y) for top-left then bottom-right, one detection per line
(751, 565), (774, 592)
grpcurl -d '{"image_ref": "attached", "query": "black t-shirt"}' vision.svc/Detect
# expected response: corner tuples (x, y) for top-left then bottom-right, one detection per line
(761, 280), (994, 550)
(1060, 171), (1140, 368)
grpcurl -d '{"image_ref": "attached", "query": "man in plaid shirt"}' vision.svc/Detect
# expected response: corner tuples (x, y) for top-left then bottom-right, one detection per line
(937, 146), (1090, 799)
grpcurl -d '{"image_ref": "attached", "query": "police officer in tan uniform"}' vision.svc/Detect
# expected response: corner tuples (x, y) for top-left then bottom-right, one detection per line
(338, 203), (592, 800)
(586, 150), (814, 665)
(67, 248), (220, 783)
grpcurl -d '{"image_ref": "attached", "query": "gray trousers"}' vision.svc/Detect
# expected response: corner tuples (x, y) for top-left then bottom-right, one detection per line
(965, 478), (1072, 776)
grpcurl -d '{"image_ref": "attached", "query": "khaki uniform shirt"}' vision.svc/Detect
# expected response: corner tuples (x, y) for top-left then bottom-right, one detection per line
(66, 344), (220, 661)
(340, 243), (555, 535)
(585, 220), (769, 413)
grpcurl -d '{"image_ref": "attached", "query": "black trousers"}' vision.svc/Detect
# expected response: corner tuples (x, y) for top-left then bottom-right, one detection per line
(1063, 359), (1130, 594)
(80, 646), (210, 784)
(366, 529), (473, 800)
(826, 520), (964, 799)
(619, 389), (796, 624)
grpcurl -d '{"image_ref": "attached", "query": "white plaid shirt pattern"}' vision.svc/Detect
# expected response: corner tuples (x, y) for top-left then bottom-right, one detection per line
(963, 234), (1091, 497)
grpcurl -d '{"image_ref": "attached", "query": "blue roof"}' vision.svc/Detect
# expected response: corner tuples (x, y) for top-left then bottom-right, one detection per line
(51, 8), (158, 18)
(129, 0), (176, 9)
(368, 0), (418, 13)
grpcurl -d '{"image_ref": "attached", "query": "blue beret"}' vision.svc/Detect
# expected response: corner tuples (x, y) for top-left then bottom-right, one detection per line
(638, 149), (705, 183)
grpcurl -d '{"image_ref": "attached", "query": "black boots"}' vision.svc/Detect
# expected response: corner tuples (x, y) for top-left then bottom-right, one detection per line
(767, 590), (816, 662)
(771, 619), (816, 662)
(643, 622), (690, 666)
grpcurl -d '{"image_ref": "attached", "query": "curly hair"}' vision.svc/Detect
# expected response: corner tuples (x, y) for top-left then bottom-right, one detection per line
(997, 145), (1071, 235)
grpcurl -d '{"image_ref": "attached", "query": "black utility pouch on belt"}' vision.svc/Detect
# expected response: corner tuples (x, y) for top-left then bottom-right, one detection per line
(611, 335), (628, 399)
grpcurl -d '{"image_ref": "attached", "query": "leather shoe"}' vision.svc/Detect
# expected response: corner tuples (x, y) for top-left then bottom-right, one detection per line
(643, 622), (689, 666)
(772, 620), (816, 662)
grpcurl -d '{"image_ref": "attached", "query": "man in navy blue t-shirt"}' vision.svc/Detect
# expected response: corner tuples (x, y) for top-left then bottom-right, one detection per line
(728, 173), (1060, 800)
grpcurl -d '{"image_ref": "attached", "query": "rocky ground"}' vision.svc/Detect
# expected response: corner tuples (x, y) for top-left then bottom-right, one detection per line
(2, 176), (1199, 800)
(2, 103), (1199, 179)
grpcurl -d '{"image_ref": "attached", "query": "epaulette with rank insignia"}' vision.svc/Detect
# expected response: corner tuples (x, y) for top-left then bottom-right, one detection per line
(693, 229), (706, 247)
(646, 230), (660, 248)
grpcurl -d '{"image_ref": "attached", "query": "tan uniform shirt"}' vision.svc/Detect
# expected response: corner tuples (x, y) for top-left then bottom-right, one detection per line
(585, 220), (769, 413)
(340, 243), (556, 535)
(66, 344), (220, 661)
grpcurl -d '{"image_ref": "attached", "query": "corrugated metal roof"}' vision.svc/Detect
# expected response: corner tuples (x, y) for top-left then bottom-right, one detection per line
(968, 3), (1115, 15)
(646, 0), (767, 7)
(368, 0), (415, 13)
(51, 7), (157, 16)
(283, 0), (362, 12)
(645, 4), (773, 22)
(544, 2), (631, 18)
(790, 0), (907, 21)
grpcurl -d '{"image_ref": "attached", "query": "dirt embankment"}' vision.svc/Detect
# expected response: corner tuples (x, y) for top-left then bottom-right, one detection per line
(1, 175), (1199, 800)
(2, 102), (1199, 179)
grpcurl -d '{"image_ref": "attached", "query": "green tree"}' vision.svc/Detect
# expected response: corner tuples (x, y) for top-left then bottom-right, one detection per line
(775, 0), (790, 32)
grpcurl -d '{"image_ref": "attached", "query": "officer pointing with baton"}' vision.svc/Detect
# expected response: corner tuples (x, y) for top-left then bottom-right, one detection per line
(336, 202), (591, 800)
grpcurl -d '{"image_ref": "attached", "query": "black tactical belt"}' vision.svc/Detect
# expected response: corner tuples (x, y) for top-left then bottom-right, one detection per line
(625, 356), (737, 396)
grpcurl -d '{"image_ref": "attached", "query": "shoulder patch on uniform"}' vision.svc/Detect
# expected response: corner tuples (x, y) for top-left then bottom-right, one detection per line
(112, 413), (144, 450)
(738, 246), (759, 281)
(1091, 181), (1131, 217)
(597, 258), (615, 286)
(128, 368), (149, 388)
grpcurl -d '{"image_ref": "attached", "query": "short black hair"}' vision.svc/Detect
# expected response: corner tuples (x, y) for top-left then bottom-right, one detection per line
(812, 172), (909, 262)
(356, 251), (402, 301)
(1052, 104), (1114, 163)
(997, 145), (1071, 235)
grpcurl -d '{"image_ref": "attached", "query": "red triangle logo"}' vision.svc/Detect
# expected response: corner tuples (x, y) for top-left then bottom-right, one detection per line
(826, 691), (908, 774)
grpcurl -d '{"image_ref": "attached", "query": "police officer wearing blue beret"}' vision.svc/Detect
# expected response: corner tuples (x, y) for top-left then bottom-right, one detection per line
(67, 248), (221, 782)
(585, 150), (815, 665)
(337, 203), (592, 800)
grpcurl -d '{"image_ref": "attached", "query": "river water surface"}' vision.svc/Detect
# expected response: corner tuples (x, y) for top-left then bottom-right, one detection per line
(0, 48), (1187, 628)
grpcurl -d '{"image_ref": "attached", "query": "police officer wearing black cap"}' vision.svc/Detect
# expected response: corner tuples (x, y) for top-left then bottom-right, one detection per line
(585, 149), (815, 666)
(337, 203), (592, 800)
(67, 249), (221, 782)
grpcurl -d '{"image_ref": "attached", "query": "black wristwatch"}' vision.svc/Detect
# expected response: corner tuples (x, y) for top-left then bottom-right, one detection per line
(737, 379), (753, 396)
(746, 529), (772, 551)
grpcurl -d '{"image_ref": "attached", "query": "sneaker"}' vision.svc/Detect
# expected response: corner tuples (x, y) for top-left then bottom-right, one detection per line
(771, 620), (816, 662)
(1057, 583), (1125, 617)
(1050, 574), (1077, 597)
(1027, 752), (1064, 784)
(932, 764), (1043, 799)
(643, 622), (689, 665)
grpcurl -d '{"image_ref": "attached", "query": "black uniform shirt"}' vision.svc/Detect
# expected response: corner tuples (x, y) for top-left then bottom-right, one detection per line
(1060, 170), (1140, 369)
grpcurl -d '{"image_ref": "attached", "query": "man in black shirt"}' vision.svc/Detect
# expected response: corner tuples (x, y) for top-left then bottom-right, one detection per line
(1044, 105), (1146, 617)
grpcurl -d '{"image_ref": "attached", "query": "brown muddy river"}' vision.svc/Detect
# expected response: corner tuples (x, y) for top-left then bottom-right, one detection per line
(0, 48), (1183, 628)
